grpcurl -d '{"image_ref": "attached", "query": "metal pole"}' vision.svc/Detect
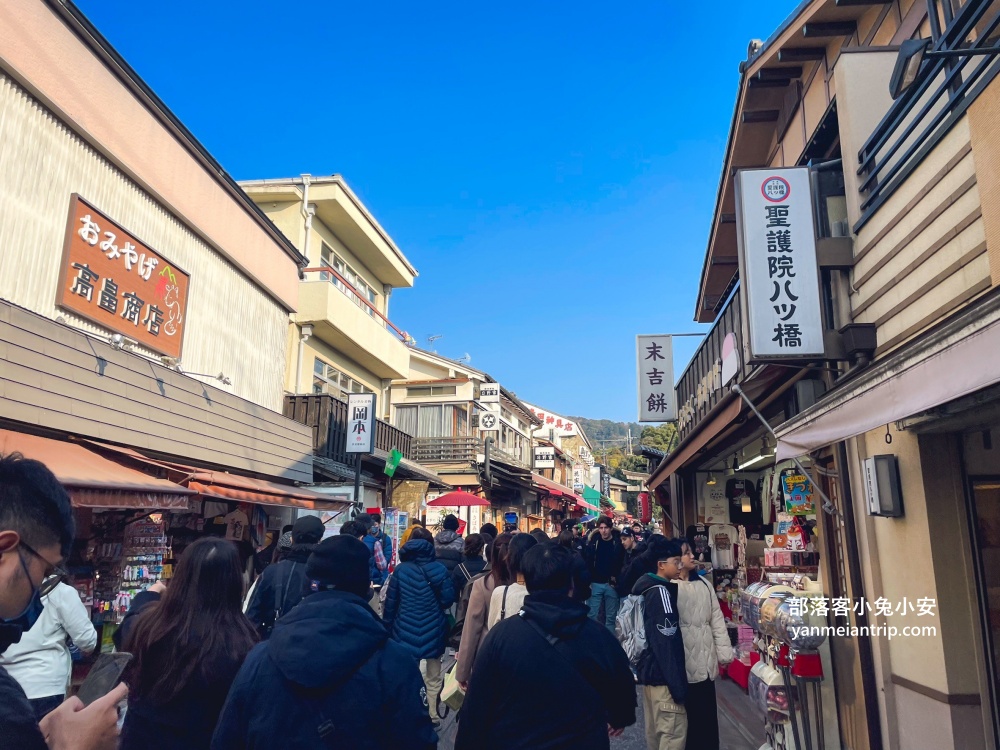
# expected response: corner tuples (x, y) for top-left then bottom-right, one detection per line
(353, 453), (363, 519)
(731, 384), (839, 515)
(797, 676), (814, 750)
(782, 666), (803, 750)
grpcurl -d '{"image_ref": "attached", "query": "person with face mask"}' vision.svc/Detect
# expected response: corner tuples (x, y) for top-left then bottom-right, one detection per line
(0, 452), (127, 750)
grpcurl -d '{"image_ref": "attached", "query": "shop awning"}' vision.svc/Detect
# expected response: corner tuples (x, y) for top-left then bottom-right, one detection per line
(776, 300), (1000, 461)
(184, 471), (351, 511)
(647, 398), (743, 490)
(531, 473), (574, 497)
(0, 430), (193, 509)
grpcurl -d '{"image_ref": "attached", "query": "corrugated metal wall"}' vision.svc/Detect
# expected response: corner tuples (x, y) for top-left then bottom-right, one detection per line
(0, 72), (288, 411)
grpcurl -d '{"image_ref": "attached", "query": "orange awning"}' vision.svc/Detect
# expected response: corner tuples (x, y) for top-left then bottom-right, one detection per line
(185, 471), (351, 512)
(0, 429), (193, 509)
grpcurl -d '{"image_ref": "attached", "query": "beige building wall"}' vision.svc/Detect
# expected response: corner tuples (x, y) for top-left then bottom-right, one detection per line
(0, 0), (301, 311)
(0, 72), (289, 411)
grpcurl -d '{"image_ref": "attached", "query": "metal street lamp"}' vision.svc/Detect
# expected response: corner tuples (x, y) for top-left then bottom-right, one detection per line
(890, 37), (1000, 99)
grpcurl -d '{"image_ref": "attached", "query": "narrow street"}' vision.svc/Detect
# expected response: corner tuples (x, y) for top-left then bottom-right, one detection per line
(435, 653), (762, 750)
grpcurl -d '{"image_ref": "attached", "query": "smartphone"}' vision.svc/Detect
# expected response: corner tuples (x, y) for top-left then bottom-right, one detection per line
(77, 652), (132, 706)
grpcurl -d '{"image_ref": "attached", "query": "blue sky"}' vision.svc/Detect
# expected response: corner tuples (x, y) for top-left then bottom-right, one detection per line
(76, 0), (797, 422)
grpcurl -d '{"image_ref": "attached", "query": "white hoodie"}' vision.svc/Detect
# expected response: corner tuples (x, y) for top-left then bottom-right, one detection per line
(0, 582), (97, 699)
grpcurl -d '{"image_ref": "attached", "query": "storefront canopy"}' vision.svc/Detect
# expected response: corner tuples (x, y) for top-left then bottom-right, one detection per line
(531, 474), (590, 509)
(0, 429), (193, 509)
(184, 471), (351, 511)
(647, 398), (743, 490)
(776, 299), (1000, 461)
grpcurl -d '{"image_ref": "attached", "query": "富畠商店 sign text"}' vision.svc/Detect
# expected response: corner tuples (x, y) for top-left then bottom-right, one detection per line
(58, 195), (190, 359)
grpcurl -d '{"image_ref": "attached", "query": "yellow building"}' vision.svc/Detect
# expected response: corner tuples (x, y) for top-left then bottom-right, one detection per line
(241, 175), (417, 411)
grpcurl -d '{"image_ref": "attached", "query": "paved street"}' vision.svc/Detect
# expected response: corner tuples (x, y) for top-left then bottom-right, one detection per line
(436, 670), (762, 750)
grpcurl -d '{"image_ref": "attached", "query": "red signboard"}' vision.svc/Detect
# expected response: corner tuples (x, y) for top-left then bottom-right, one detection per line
(639, 492), (651, 524)
(58, 195), (190, 359)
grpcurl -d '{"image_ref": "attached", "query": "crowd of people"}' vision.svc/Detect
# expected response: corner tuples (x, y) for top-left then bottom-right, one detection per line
(0, 453), (733, 750)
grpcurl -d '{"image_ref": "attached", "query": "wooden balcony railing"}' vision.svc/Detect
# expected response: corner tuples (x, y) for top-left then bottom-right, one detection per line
(284, 393), (412, 465)
(412, 436), (531, 469)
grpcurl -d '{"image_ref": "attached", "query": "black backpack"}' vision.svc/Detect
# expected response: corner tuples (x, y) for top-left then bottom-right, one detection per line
(449, 565), (490, 649)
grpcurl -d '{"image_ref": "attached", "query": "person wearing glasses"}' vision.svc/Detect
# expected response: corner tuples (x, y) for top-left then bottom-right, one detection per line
(0, 452), (126, 750)
(632, 536), (689, 750)
(0, 575), (97, 720)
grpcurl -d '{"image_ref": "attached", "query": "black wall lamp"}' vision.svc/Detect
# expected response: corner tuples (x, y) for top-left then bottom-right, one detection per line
(890, 37), (1000, 99)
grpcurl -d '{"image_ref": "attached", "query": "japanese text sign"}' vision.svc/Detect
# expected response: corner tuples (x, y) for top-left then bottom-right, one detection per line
(534, 446), (555, 469)
(58, 195), (190, 359)
(346, 393), (377, 453)
(735, 168), (824, 360)
(479, 383), (500, 403)
(524, 403), (577, 437)
(636, 335), (676, 422)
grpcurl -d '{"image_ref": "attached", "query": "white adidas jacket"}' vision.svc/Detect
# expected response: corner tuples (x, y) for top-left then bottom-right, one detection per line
(676, 576), (734, 683)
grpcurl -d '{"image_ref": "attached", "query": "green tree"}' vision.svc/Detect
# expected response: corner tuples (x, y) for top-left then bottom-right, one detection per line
(640, 423), (679, 453)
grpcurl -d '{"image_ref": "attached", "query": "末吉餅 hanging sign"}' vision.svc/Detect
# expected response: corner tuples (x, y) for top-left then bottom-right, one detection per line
(346, 394), (377, 453)
(636, 334), (676, 422)
(59, 195), (190, 359)
(735, 168), (824, 362)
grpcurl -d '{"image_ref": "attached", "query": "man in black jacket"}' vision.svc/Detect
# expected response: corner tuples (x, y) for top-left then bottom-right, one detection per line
(212, 535), (436, 750)
(456, 544), (636, 750)
(245, 514), (324, 639)
(586, 516), (625, 632)
(632, 537), (688, 750)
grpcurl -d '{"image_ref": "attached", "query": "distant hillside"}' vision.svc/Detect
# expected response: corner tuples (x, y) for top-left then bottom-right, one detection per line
(568, 417), (643, 444)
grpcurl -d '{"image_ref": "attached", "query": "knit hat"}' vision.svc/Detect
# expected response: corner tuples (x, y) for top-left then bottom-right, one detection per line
(442, 514), (460, 532)
(292, 515), (325, 545)
(306, 536), (371, 598)
(277, 531), (293, 550)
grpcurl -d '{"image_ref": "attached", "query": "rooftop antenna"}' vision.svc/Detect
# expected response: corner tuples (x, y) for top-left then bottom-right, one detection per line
(458, 353), (472, 363)
(427, 334), (443, 353)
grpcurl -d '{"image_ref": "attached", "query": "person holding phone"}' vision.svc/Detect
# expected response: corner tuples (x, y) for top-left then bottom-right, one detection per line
(0, 452), (126, 750)
(119, 537), (257, 750)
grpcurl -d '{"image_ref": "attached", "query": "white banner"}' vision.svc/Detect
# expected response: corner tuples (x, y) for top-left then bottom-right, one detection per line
(736, 167), (824, 360)
(346, 393), (377, 453)
(636, 334), (676, 422)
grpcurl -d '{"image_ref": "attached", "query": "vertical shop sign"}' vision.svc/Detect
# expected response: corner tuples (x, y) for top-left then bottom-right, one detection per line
(735, 168), (824, 361)
(346, 393), (377, 453)
(58, 195), (190, 359)
(636, 334), (676, 422)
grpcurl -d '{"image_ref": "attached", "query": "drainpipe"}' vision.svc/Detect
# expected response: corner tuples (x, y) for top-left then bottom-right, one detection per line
(295, 324), (313, 394)
(300, 174), (314, 264)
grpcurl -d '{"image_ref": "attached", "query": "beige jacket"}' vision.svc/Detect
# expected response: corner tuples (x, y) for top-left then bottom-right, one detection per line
(677, 576), (734, 683)
(456, 574), (496, 683)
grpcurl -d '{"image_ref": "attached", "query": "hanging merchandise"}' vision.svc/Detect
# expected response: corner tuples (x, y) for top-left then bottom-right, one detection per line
(726, 476), (763, 525)
(708, 523), (738, 569)
(700, 479), (730, 524)
(782, 470), (816, 516)
(686, 523), (712, 564)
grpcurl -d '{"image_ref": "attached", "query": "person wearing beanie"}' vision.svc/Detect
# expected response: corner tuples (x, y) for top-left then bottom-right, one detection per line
(433, 514), (464, 574)
(213, 537), (437, 750)
(245, 514), (325, 639)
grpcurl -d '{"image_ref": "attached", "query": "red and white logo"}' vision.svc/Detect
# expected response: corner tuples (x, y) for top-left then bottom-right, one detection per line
(761, 176), (791, 203)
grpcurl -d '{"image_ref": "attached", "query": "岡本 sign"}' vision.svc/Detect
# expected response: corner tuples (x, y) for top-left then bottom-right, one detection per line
(735, 168), (824, 361)
(58, 195), (190, 359)
(636, 335), (676, 422)
(346, 393), (377, 453)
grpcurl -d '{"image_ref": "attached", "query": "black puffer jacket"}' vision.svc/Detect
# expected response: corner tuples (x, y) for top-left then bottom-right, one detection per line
(382, 539), (456, 660)
(433, 530), (464, 572)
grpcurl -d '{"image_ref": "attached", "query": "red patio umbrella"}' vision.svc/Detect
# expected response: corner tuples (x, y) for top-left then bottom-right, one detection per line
(426, 490), (490, 507)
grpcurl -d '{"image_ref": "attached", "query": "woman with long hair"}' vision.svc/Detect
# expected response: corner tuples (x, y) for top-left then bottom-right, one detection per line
(119, 537), (258, 750)
(455, 531), (512, 691)
(487, 533), (538, 629)
(557, 529), (592, 602)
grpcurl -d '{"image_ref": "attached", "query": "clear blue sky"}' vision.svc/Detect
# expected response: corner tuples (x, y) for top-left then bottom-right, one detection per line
(76, 0), (797, 422)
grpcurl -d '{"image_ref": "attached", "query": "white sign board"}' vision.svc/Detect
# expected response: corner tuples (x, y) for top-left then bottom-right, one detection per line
(346, 393), (377, 453)
(479, 383), (501, 403)
(534, 446), (555, 469)
(636, 334), (676, 422)
(479, 410), (500, 432)
(735, 167), (824, 360)
(863, 457), (881, 515)
(572, 463), (585, 492)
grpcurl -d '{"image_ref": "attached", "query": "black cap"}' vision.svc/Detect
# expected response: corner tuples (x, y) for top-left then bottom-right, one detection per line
(306, 536), (371, 598)
(292, 515), (325, 545)
(620, 527), (634, 538)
